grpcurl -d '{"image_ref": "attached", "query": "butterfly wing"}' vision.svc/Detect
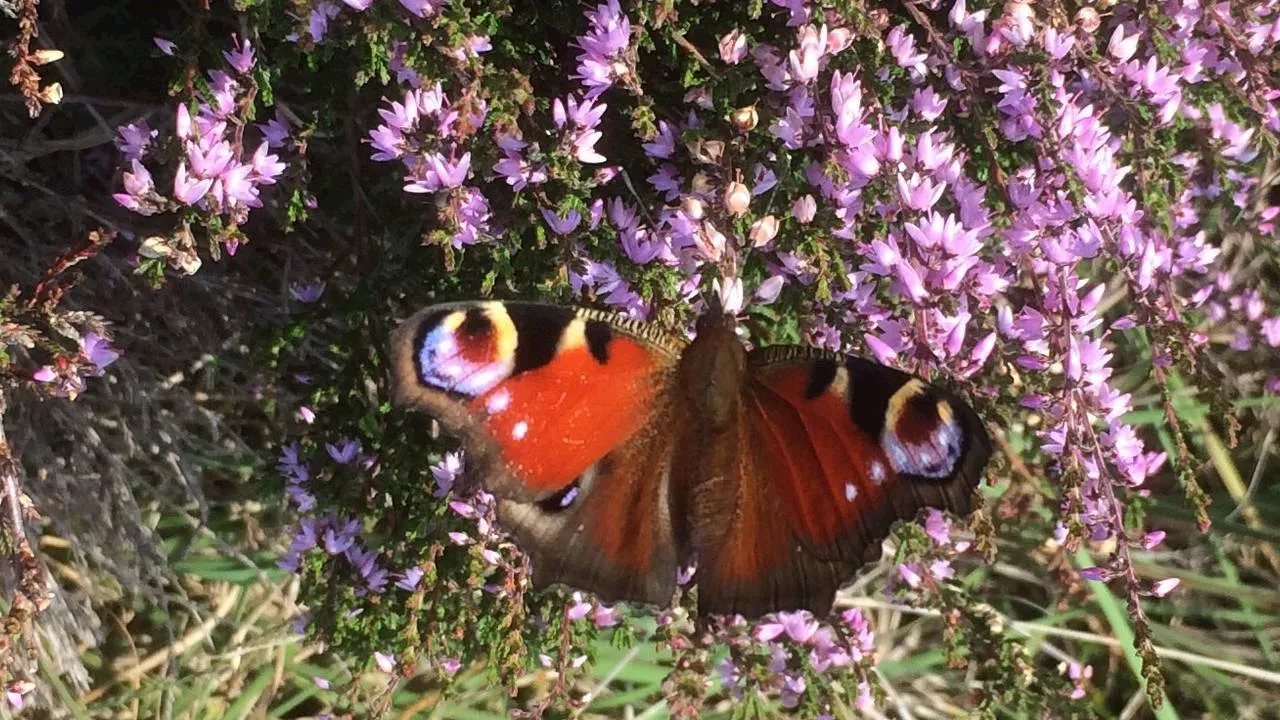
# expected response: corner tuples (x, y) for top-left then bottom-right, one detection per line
(390, 301), (687, 605)
(692, 347), (990, 616)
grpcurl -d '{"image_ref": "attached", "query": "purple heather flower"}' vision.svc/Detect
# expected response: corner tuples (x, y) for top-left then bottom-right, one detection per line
(754, 622), (785, 643)
(886, 25), (927, 78)
(154, 37), (177, 55)
(792, 194), (817, 223)
(756, 276), (785, 304)
(779, 611), (819, 643)
(1108, 26), (1140, 63)
(923, 509), (952, 546)
(567, 592), (592, 621)
(720, 29), (748, 64)
(1140, 530), (1167, 550)
(116, 121), (157, 161)
(173, 162), (212, 205)
(769, 0), (809, 26)
(223, 35), (255, 74)
(113, 160), (159, 215)
(593, 604), (620, 627)
(642, 121), (676, 159)
(573, 0), (633, 98)
(374, 652), (396, 674)
(788, 25), (827, 84)
(324, 517), (361, 555)
(542, 207), (582, 235)
(898, 563), (923, 588)
(326, 438), (361, 464)
(398, 0), (443, 17)
(1151, 578), (1180, 597)
(854, 681), (874, 710)
(431, 452), (463, 497)
(405, 151), (470, 193)
(780, 674), (806, 708)
(79, 333), (120, 375)
(296, 406), (316, 424)
(1079, 567), (1110, 582)
(291, 281), (326, 303)
(308, 2), (341, 41)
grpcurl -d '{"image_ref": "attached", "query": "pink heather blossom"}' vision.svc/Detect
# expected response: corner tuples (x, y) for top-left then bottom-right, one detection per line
(398, 0), (443, 18)
(223, 35), (255, 74)
(573, 1), (633, 98)
(719, 29), (748, 64)
(374, 652), (396, 674)
(792, 194), (817, 223)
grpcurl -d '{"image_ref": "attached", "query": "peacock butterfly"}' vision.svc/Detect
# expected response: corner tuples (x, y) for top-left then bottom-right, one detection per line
(390, 301), (991, 618)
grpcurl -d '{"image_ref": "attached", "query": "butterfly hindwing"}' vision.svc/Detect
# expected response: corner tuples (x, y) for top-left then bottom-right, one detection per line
(497, 403), (681, 606)
(691, 346), (990, 615)
(391, 301), (686, 603)
(751, 348), (989, 558)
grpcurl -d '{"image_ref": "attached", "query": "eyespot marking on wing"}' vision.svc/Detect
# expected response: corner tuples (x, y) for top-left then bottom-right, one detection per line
(884, 379), (927, 428)
(417, 304), (519, 396)
(881, 386), (965, 478)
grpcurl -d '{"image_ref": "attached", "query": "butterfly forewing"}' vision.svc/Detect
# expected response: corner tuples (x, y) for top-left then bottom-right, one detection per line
(390, 301), (686, 603)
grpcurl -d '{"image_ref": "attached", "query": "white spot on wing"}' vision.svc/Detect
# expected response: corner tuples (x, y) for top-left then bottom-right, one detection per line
(486, 388), (511, 415)
(418, 318), (515, 397)
(870, 461), (886, 485)
(512, 421), (529, 440)
(844, 483), (858, 502)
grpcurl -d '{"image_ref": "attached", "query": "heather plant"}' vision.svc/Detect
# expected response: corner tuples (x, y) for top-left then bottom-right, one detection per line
(4, 0), (1280, 716)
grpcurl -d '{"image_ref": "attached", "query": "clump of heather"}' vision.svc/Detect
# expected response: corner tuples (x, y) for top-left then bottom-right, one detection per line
(45, 0), (1279, 714)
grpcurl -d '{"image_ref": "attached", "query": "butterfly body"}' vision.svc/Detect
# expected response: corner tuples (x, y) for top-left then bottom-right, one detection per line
(391, 301), (991, 618)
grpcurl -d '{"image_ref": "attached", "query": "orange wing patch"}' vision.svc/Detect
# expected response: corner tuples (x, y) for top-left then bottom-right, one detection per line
(750, 364), (891, 550)
(469, 335), (662, 494)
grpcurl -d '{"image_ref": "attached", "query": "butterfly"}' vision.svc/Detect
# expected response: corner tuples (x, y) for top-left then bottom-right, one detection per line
(390, 301), (991, 618)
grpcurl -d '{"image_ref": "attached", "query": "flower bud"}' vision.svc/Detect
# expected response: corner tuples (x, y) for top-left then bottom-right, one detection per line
(730, 105), (758, 132)
(792, 194), (817, 224)
(686, 139), (724, 165)
(681, 195), (705, 220)
(1075, 7), (1101, 32)
(139, 236), (172, 259)
(696, 222), (726, 261)
(723, 181), (750, 216)
(749, 215), (779, 246)
(38, 82), (63, 105)
(30, 49), (65, 65)
(690, 172), (715, 196)
(684, 87), (713, 110)
(719, 29), (747, 64)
